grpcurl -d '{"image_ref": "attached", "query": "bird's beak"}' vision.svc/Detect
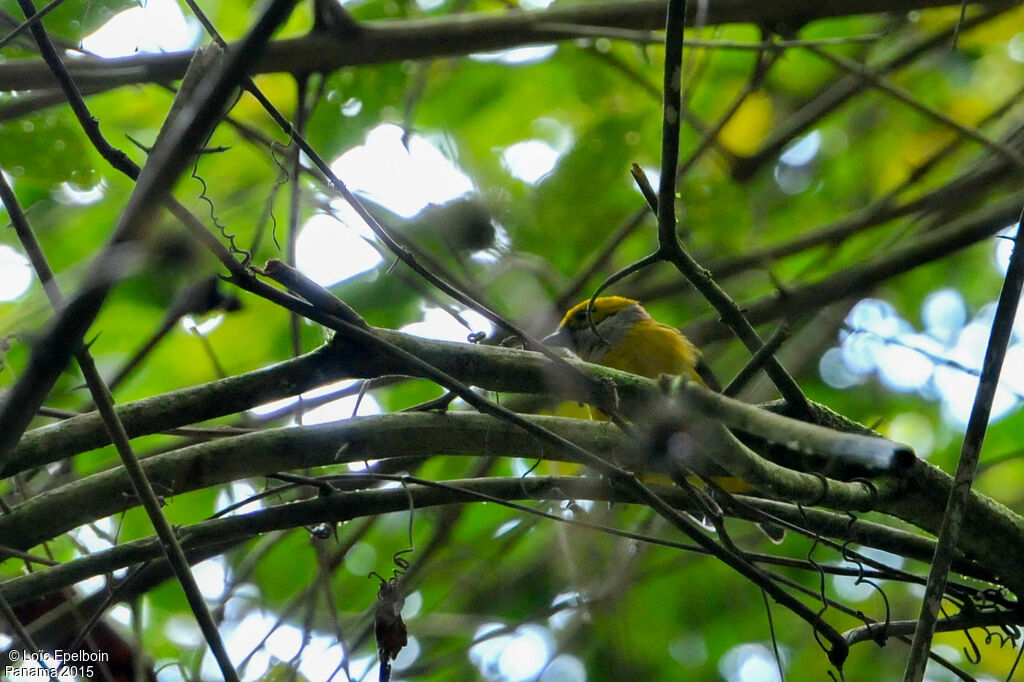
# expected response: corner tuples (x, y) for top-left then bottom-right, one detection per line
(541, 327), (574, 350)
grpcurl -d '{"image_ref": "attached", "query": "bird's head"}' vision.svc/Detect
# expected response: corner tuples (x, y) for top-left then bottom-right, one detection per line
(544, 296), (651, 363)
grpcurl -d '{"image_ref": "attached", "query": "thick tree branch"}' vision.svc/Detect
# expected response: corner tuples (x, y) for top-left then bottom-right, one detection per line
(1, 397), (906, 554)
(0, 0), (1010, 94)
(0, 469), (1018, 610)
(0, 415), (620, 550)
(5, 407), (1024, 592)
(7, 327), (903, 476)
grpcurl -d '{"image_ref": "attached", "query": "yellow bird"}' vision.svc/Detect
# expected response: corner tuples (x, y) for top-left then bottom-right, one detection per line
(545, 296), (711, 386)
(544, 297), (777, 538)
(544, 296), (764, 505)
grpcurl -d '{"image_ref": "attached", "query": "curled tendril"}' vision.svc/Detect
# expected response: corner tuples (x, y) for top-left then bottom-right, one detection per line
(190, 158), (252, 265)
(1007, 631), (1024, 680)
(981, 622), (1016, 650)
(963, 627), (982, 664)
(798, 502), (834, 660)
(370, 479), (417, 585)
(838, 511), (858, 555)
(835, 510), (891, 646)
(849, 477), (879, 509)
(392, 547), (413, 576)
(267, 139), (293, 252)
(806, 472), (829, 506)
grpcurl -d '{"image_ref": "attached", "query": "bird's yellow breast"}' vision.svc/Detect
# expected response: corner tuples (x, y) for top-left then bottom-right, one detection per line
(599, 319), (701, 382)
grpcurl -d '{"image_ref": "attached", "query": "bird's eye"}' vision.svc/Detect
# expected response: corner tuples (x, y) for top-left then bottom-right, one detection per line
(573, 310), (588, 321)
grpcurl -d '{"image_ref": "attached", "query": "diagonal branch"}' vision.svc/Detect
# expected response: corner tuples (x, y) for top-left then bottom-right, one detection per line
(0, 0), (300, 466)
(904, 206), (1024, 679)
(684, 191), (1024, 344)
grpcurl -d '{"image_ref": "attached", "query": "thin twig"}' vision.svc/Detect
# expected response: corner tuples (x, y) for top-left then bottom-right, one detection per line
(684, 190), (1024, 344)
(903, 205), (1024, 680)
(176, 0), (571, 370)
(634, 82), (1024, 301)
(0, 0), (70, 51)
(730, 5), (1010, 181)
(0, 589), (47, 663)
(0, 0), (294, 462)
(0, 0), (304, 676)
(723, 324), (789, 397)
(675, 39), (776, 180)
(806, 44), (1024, 172)
(651, 0), (809, 416)
(0, 164), (240, 681)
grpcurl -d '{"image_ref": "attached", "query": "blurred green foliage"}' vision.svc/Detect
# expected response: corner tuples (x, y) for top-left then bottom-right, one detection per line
(2, 0), (1024, 680)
